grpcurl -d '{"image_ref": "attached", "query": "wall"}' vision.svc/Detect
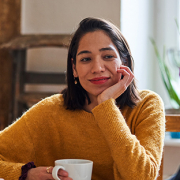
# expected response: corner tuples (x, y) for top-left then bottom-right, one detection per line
(164, 145), (180, 177)
(21, 0), (120, 92)
(121, 0), (155, 91)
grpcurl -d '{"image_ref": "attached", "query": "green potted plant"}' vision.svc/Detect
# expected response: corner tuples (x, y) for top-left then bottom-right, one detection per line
(150, 39), (180, 109)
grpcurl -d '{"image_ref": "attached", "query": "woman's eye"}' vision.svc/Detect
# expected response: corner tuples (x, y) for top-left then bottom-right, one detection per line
(81, 57), (91, 62)
(104, 55), (114, 59)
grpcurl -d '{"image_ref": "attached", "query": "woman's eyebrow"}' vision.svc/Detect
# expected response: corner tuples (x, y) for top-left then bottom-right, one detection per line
(77, 47), (114, 56)
(77, 50), (91, 56)
(99, 47), (114, 52)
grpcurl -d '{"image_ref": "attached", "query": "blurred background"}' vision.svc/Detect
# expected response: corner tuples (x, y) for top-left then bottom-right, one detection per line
(0, 0), (180, 179)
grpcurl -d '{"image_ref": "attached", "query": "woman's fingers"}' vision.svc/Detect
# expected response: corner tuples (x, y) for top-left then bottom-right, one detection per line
(48, 166), (68, 176)
(57, 169), (72, 180)
(44, 167), (56, 180)
(117, 65), (134, 78)
(58, 169), (69, 176)
(46, 167), (72, 180)
(117, 65), (134, 87)
(26, 167), (54, 180)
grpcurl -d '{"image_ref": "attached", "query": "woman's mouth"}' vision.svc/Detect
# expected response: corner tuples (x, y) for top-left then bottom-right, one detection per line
(89, 77), (110, 84)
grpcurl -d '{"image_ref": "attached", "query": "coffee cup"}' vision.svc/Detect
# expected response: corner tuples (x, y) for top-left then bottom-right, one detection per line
(52, 159), (93, 180)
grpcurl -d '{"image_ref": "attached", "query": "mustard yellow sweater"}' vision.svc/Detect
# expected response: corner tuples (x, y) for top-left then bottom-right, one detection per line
(0, 90), (165, 180)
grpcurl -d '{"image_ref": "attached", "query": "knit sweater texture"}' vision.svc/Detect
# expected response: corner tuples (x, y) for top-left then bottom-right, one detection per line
(0, 90), (165, 180)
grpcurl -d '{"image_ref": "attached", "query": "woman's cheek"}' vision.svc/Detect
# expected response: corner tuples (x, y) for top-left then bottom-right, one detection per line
(112, 70), (121, 84)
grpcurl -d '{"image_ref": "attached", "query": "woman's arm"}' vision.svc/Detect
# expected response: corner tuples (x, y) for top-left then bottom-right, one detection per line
(92, 92), (165, 180)
(0, 115), (35, 179)
(0, 95), (72, 180)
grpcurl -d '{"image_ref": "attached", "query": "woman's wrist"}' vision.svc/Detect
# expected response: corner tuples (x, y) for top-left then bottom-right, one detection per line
(19, 162), (36, 180)
(97, 94), (110, 105)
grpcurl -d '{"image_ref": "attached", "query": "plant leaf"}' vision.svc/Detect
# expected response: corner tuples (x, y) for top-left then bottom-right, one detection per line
(150, 37), (180, 108)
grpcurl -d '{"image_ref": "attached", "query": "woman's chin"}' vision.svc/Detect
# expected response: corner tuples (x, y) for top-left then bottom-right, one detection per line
(87, 89), (106, 99)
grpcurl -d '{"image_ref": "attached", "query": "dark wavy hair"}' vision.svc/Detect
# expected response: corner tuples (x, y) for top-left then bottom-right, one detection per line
(61, 17), (140, 110)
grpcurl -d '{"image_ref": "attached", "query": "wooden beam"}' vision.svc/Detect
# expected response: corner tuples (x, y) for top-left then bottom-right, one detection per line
(0, 1), (21, 129)
(25, 72), (66, 84)
(0, 34), (71, 50)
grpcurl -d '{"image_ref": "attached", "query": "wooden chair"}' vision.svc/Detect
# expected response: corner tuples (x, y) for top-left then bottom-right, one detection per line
(157, 109), (180, 180)
(0, 34), (71, 124)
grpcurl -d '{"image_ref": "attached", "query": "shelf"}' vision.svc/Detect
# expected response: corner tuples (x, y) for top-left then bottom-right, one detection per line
(164, 111), (180, 147)
(164, 138), (180, 147)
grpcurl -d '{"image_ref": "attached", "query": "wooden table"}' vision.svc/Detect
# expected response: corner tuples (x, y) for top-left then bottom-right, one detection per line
(158, 109), (180, 180)
(165, 109), (180, 132)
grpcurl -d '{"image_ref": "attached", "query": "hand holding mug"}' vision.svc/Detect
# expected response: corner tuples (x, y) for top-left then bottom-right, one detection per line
(25, 166), (71, 180)
(52, 159), (93, 180)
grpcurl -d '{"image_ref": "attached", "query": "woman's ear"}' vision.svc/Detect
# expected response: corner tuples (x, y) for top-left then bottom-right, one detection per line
(71, 58), (78, 77)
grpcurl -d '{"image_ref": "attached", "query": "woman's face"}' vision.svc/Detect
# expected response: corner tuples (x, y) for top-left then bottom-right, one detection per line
(73, 30), (122, 101)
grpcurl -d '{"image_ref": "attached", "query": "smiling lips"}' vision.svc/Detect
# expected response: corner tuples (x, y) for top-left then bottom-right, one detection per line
(89, 77), (110, 84)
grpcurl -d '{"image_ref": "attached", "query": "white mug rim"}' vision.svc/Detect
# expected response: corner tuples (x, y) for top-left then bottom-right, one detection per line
(55, 159), (93, 165)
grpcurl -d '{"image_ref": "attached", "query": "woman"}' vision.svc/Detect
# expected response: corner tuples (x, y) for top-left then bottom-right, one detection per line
(0, 17), (165, 180)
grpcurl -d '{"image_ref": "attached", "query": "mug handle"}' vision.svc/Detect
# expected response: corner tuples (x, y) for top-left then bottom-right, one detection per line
(52, 165), (65, 180)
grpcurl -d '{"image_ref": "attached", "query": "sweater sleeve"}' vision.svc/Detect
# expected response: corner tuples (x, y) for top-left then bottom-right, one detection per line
(92, 93), (165, 180)
(0, 114), (36, 180)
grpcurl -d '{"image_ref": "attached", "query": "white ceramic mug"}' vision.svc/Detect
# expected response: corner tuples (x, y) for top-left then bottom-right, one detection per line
(52, 159), (93, 180)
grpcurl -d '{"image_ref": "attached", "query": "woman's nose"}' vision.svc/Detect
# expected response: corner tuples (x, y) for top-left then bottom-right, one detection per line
(91, 58), (105, 73)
